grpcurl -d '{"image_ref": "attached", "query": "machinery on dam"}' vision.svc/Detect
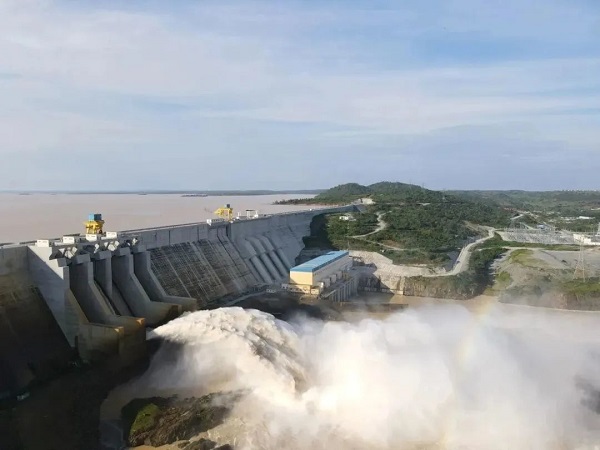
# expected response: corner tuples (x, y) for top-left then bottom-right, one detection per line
(0, 205), (352, 399)
(213, 204), (260, 222)
(214, 204), (234, 221)
(84, 213), (105, 234)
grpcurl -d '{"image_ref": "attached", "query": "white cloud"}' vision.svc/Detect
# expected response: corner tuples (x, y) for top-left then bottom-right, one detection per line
(0, 0), (599, 189)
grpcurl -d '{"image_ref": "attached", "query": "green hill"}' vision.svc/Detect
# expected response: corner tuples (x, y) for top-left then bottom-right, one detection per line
(315, 183), (372, 202)
(287, 181), (447, 205)
(293, 180), (512, 267)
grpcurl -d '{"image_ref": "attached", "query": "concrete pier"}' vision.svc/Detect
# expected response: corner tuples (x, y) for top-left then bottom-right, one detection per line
(257, 235), (288, 278)
(93, 250), (133, 316)
(247, 236), (282, 281)
(70, 254), (116, 322)
(112, 247), (179, 325)
(133, 248), (197, 312)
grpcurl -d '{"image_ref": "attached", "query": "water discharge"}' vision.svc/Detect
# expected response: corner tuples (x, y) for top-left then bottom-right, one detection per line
(132, 304), (600, 449)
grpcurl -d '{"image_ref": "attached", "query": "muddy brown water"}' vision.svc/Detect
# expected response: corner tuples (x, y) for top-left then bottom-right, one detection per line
(0, 193), (317, 243)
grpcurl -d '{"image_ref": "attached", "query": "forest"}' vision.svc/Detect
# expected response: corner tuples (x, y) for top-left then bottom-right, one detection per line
(299, 182), (512, 265)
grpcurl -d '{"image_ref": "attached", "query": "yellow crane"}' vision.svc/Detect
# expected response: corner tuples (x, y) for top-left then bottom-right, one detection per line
(214, 204), (234, 221)
(84, 213), (105, 234)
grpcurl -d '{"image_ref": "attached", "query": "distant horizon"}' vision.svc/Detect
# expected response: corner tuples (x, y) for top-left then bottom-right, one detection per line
(2, 185), (600, 195)
(0, 189), (325, 195)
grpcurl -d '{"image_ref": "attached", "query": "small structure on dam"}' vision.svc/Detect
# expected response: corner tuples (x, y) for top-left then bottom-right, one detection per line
(282, 250), (359, 302)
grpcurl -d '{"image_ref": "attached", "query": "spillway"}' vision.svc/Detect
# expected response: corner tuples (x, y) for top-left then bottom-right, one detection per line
(0, 206), (350, 398)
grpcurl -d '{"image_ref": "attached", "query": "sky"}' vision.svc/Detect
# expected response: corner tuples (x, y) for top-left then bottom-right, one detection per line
(0, 0), (599, 191)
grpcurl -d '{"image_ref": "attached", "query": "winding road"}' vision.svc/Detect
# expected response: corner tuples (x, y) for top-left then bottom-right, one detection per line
(446, 227), (495, 275)
(351, 212), (416, 251)
(352, 212), (387, 238)
(351, 212), (497, 276)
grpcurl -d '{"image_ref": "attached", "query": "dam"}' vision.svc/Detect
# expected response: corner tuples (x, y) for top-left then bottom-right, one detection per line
(0, 206), (350, 399)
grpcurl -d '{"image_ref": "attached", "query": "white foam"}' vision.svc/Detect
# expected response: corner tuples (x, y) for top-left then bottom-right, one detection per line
(141, 305), (600, 449)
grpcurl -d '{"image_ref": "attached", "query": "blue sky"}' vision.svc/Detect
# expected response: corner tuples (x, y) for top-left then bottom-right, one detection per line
(0, 0), (599, 190)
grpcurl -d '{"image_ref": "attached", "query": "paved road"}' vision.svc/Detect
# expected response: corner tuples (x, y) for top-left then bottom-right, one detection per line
(446, 227), (496, 275)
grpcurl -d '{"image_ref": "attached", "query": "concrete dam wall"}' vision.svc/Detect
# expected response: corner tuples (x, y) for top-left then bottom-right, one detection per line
(0, 208), (347, 396)
(0, 246), (72, 396)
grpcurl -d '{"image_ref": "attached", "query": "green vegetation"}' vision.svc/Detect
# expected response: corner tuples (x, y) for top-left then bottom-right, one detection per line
(122, 393), (240, 448)
(296, 182), (525, 298)
(450, 190), (600, 233)
(303, 213), (455, 266)
(508, 249), (536, 265)
(314, 182), (372, 203)
(552, 219), (599, 233)
(291, 186), (600, 261)
(493, 271), (512, 292)
(372, 202), (507, 251)
(496, 271), (511, 284)
(404, 246), (507, 299)
(562, 278), (600, 297)
(513, 213), (539, 227)
(302, 212), (378, 249)
(279, 181), (497, 206)
(470, 246), (508, 288)
(129, 402), (160, 435)
(505, 248), (553, 269)
(479, 233), (579, 251)
(384, 249), (450, 266)
(448, 190), (600, 211)
(297, 182), (512, 265)
(559, 278), (600, 310)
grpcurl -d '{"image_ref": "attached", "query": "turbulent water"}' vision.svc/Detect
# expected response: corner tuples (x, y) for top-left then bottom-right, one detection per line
(134, 305), (600, 449)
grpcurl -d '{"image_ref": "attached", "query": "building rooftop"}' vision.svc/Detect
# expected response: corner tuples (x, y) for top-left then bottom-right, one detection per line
(290, 250), (349, 273)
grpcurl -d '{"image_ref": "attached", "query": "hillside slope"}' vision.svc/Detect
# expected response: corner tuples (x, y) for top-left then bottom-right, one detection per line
(297, 181), (512, 266)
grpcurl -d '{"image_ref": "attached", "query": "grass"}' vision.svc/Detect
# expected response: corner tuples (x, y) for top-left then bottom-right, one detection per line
(506, 248), (556, 269)
(559, 278), (600, 310)
(488, 270), (512, 294)
(507, 249), (538, 266)
(562, 278), (600, 296)
(129, 403), (160, 435)
(496, 271), (511, 283)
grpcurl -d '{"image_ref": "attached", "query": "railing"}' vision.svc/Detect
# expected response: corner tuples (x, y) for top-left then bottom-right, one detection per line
(119, 205), (344, 234)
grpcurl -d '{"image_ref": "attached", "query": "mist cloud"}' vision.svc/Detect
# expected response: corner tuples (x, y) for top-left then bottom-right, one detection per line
(134, 305), (600, 449)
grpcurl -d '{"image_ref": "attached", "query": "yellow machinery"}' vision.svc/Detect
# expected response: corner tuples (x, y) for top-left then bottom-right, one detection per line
(84, 213), (105, 234)
(214, 204), (234, 221)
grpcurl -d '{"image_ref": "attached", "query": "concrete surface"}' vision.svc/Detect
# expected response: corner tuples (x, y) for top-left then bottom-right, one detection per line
(0, 204), (351, 396)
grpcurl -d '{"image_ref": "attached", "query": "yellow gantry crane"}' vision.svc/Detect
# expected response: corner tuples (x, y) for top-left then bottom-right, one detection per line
(214, 204), (234, 221)
(84, 213), (105, 234)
